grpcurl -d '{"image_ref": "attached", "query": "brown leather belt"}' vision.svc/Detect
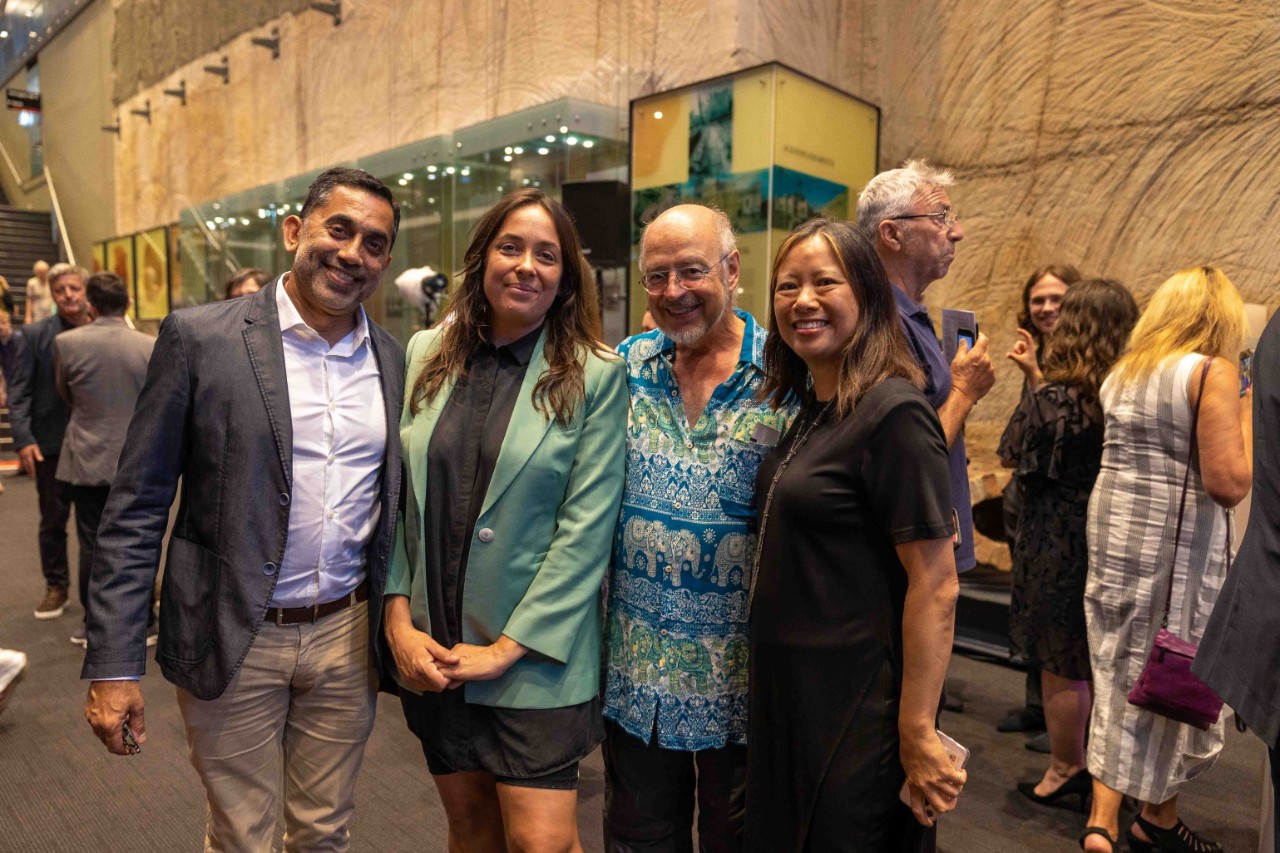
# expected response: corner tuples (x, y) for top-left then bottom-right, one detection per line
(265, 581), (369, 626)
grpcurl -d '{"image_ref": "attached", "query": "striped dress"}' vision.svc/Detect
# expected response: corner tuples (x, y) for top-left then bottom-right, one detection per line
(1084, 353), (1231, 802)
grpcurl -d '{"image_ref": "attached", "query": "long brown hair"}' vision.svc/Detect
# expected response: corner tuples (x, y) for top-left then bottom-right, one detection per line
(1017, 263), (1081, 340)
(761, 218), (923, 417)
(1041, 278), (1138, 406)
(410, 189), (605, 426)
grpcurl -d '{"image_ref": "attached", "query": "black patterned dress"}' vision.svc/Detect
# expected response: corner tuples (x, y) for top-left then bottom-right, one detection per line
(998, 383), (1102, 681)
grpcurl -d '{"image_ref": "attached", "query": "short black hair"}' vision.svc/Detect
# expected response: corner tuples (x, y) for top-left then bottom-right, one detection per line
(86, 271), (130, 316)
(298, 167), (400, 248)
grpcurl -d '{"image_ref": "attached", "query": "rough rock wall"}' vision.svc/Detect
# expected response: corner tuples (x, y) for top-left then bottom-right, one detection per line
(110, 0), (1280, 468)
(112, 0), (313, 104)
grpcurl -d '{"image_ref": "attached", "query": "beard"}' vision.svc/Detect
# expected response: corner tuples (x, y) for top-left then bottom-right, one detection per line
(660, 290), (731, 346)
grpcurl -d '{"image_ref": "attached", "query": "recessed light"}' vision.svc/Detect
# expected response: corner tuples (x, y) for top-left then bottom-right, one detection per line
(402, 172), (413, 180)
(566, 136), (578, 146)
(582, 140), (594, 148)
(512, 146), (523, 154)
(559, 125), (568, 133)
(537, 147), (549, 155)
(653, 110), (663, 120)
(545, 134), (555, 142)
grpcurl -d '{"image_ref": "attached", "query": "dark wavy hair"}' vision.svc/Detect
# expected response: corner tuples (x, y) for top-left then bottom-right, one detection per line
(1017, 263), (1082, 340)
(410, 189), (605, 426)
(761, 218), (923, 417)
(1041, 278), (1138, 407)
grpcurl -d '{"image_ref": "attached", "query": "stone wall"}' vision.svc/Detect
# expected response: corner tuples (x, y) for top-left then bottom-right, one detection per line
(111, 0), (313, 104)
(102, 0), (1280, 468)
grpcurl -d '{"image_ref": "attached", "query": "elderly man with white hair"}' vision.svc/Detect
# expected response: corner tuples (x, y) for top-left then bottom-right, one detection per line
(855, 160), (995, 575)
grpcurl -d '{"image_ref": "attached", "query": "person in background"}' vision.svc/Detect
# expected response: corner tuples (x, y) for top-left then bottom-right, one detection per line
(999, 280), (1138, 815)
(0, 648), (27, 718)
(0, 275), (14, 317)
(856, 159), (995, 577)
(999, 262), (1082, 750)
(1080, 267), (1251, 853)
(1194, 304), (1280, 853)
(224, 267), (270, 300)
(25, 259), (52, 324)
(386, 188), (626, 852)
(604, 204), (792, 853)
(7, 263), (92, 619)
(53, 271), (156, 649)
(747, 218), (963, 851)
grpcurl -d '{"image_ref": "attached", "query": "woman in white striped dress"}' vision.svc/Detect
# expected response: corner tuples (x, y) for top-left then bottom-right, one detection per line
(1081, 268), (1252, 853)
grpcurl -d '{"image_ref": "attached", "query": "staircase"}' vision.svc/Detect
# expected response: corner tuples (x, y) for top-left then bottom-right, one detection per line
(0, 206), (59, 473)
(0, 206), (59, 308)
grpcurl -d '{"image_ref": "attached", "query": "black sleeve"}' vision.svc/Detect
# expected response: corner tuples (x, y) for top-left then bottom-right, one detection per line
(997, 384), (1034, 465)
(6, 327), (36, 449)
(861, 387), (955, 545)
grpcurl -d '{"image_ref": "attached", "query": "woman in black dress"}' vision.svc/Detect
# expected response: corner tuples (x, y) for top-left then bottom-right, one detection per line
(998, 279), (1138, 812)
(746, 219), (965, 851)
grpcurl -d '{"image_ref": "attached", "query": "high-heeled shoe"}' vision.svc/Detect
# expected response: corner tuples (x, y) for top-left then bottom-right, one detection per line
(1016, 767), (1092, 812)
(1125, 814), (1223, 853)
(1079, 827), (1116, 852)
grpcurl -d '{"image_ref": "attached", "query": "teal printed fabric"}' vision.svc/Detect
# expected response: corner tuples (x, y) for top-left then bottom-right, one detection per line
(604, 310), (795, 750)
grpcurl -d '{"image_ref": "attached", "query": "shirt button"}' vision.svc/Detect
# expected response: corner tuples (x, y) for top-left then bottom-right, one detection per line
(660, 629), (668, 636)
(477, 528), (495, 543)
(327, 510), (336, 519)
(685, 439), (693, 448)
(278, 493), (290, 506)
(674, 501), (682, 509)
(262, 562), (277, 576)
(327, 455), (335, 465)
(328, 402), (337, 411)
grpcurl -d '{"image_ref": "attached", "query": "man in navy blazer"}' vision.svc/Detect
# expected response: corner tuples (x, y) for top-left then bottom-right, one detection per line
(83, 168), (404, 851)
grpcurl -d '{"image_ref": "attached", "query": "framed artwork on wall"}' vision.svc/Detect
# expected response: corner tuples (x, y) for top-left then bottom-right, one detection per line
(106, 236), (135, 319)
(134, 226), (170, 320)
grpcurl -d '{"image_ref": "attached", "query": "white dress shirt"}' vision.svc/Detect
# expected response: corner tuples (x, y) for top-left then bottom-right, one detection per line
(272, 277), (387, 608)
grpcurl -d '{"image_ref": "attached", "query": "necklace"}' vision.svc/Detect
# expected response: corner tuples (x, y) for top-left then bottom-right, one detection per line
(747, 400), (834, 617)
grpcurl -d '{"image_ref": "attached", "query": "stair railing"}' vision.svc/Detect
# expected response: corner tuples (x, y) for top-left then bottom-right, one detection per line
(44, 166), (74, 265)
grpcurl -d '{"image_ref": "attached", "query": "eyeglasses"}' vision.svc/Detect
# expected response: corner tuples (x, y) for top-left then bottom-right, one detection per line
(888, 208), (960, 229)
(639, 251), (734, 293)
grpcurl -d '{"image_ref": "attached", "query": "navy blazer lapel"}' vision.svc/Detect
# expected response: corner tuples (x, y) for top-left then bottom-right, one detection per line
(242, 280), (293, 489)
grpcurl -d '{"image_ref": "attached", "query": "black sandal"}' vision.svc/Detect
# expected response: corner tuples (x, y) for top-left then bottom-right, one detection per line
(1079, 826), (1116, 852)
(1127, 815), (1222, 853)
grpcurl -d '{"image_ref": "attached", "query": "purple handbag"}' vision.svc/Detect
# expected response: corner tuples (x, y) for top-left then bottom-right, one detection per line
(1126, 358), (1226, 731)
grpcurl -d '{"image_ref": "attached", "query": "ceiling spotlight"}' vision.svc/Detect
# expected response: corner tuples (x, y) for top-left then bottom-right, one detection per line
(502, 155), (512, 162)
(460, 168), (471, 176)
(257, 209), (267, 218)
(427, 165), (437, 172)
(402, 172), (413, 180)
(566, 136), (578, 146)
(427, 197), (435, 204)
(496, 185), (503, 192)
(559, 125), (568, 133)
(205, 221), (215, 229)
(545, 134), (555, 143)
(445, 166), (456, 174)
(0, 31), (9, 38)
(213, 216), (224, 223)
(240, 218), (250, 226)
(504, 146), (513, 155)
(398, 178), (407, 186)
(522, 178), (529, 185)
(653, 110), (663, 120)
(512, 146), (524, 154)
(428, 173), (437, 180)
(582, 140), (595, 148)
(537, 147), (549, 155)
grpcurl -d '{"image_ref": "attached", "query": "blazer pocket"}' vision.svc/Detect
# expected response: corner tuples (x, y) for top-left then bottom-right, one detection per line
(158, 537), (220, 664)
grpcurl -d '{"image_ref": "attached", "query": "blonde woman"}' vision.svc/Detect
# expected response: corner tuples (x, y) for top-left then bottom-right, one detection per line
(1080, 268), (1252, 853)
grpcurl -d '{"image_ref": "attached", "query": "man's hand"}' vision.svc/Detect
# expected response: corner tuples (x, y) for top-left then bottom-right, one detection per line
(17, 443), (42, 478)
(385, 622), (461, 693)
(438, 636), (527, 683)
(950, 333), (996, 404)
(86, 680), (147, 756)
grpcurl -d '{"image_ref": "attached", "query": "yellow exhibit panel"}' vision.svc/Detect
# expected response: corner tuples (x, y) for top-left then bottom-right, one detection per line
(629, 64), (880, 332)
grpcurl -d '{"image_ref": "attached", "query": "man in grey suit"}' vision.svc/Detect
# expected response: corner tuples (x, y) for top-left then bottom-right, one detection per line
(54, 271), (155, 648)
(7, 263), (92, 619)
(83, 168), (405, 851)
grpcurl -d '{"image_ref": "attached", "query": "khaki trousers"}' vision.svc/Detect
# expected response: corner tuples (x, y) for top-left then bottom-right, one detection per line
(176, 603), (377, 852)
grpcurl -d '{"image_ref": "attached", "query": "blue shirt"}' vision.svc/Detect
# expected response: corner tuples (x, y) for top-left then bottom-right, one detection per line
(893, 285), (975, 572)
(604, 310), (795, 750)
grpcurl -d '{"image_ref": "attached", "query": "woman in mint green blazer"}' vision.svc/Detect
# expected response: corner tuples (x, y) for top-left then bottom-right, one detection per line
(384, 189), (627, 850)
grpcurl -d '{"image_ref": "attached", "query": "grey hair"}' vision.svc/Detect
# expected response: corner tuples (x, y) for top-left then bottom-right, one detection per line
(639, 203), (737, 265)
(854, 159), (956, 242)
(47, 262), (90, 287)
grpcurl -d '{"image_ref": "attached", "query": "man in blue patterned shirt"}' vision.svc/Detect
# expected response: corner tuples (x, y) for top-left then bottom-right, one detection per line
(603, 204), (793, 852)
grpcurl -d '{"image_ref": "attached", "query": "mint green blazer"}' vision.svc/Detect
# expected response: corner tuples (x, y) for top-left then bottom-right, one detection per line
(386, 327), (628, 709)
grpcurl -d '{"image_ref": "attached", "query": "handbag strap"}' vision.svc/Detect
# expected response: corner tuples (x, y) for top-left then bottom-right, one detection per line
(1160, 357), (1213, 629)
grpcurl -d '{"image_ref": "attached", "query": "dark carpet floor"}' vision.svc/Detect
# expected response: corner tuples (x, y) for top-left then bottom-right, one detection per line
(0, 472), (1267, 851)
